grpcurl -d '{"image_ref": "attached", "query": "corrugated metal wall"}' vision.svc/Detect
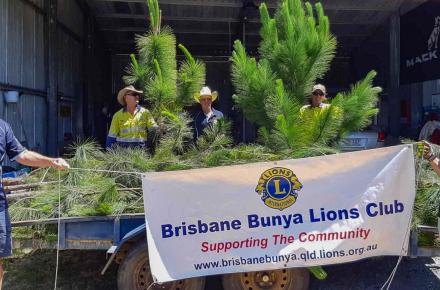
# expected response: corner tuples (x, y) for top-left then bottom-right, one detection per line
(57, 28), (83, 144)
(0, 0), (84, 159)
(57, 0), (84, 151)
(0, 0), (47, 153)
(58, 0), (84, 38)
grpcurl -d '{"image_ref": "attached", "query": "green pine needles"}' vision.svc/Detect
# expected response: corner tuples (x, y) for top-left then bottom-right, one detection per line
(123, 0), (205, 117)
(232, 0), (382, 153)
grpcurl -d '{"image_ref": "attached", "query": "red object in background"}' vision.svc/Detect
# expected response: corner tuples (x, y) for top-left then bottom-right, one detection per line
(378, 131), (386, 142)
(430, 128), (440, 145)
(428, 112), (440, 121)
(400, 100), (411, 124)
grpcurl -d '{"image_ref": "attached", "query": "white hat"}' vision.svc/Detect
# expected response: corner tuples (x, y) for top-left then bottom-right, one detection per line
(312, 84), (327, 95)
(117, 85), (143, 106)
(194, 86), (218, 103)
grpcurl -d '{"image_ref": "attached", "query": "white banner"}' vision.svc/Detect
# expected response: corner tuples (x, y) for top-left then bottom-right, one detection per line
(142, 145), (416, 282)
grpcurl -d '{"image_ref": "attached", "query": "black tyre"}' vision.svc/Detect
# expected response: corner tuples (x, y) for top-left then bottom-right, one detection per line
(222, 268), (309, 290)
(117, 240), (206, 290)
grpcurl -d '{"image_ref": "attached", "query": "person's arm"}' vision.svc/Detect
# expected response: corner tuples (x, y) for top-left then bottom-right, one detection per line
(106, 113), (120, 149)
(429, 157), (440, 177)
(145, 110), (158, 129)
(16, 151), (69, 170)
(422, 140), (440, 176)
(3, 121), (69, 170)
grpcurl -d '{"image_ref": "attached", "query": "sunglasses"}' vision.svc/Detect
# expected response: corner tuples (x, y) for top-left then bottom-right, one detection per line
(312, 91), (324, 96)
(126, 92), (139, 97)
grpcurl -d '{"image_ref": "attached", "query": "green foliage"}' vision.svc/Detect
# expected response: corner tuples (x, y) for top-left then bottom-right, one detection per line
(231, 42), (276, 128)
(157, 110), (194, 155)
(123, 0), (204, 118)
(147, 0), (160, 34)
(309, 266), (328, 280)
(195, 119), (233, 153)
(262, 0), (336, 101)
(338, 70), (382, 136)
(413, 144), (440, 228)
(231, 0), (381, 152)
(138, 27), (177, 115)
(177, 44), (206, 107)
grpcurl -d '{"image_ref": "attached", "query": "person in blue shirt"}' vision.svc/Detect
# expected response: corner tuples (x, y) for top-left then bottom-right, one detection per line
(193, 86), (224, 139)
(0, 119), (69, 289)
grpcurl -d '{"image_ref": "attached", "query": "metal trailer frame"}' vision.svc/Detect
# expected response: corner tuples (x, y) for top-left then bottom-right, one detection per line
(11, 214), (145, 251)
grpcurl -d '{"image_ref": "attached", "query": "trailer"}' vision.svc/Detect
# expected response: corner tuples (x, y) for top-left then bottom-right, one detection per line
(12, 214), (440, 290)
(11, 214), (311, 290)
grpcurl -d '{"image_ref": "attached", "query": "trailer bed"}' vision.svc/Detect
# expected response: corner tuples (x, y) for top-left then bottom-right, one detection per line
(11, 213), (145, 250)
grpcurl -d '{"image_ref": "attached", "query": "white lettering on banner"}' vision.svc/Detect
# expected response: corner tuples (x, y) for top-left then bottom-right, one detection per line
(142, 145), (416, 282)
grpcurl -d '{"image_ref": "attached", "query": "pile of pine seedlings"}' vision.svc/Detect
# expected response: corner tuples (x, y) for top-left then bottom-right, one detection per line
(8, 130), (282, 222)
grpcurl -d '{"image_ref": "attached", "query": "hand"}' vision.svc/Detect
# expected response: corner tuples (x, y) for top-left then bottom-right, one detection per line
(158, 123), (166, 134)
(51, 158), (70, 170)
(421, 140), (436, 161)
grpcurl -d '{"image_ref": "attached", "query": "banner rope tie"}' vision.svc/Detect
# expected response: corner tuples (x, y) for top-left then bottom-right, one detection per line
(147, 282), (158, 290)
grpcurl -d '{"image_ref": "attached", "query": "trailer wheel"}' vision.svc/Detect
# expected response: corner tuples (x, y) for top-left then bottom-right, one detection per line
(117, 240), (205, 290)
(221, 268), (309, 290)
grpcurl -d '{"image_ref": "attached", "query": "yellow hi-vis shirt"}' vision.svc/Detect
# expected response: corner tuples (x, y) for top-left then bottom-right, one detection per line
(300, 103), (333, 120)
(107, 105), (157, 147)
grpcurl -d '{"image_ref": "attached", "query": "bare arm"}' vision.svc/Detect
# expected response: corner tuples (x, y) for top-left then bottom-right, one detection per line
(15, 150), (70, 170)
(422, 140), (440, 176)
(429, 157), (440, 177)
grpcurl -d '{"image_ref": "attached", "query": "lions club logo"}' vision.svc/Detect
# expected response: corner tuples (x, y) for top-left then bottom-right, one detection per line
(255, 167), (302, 211)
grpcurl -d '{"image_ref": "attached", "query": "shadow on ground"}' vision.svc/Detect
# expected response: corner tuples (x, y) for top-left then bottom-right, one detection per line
(3, 251), (440, 290)
(4, 250), (118, 290)
(309, 256), (440, 290)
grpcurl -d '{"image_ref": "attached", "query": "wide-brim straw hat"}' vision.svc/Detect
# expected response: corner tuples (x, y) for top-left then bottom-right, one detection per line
(312, 84), (327, 95)
(194, 86), (218, 103)
(117, 85), (143, 106)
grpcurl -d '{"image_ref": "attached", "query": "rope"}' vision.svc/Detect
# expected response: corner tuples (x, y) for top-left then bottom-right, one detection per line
(53, 170), (61, 290)
(39, 167), (50, 183)
(50, 167), (143, 289)
(380, 211), (413, 290)
(380, 143), (423, 290)
(68, 167), (143, 176)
